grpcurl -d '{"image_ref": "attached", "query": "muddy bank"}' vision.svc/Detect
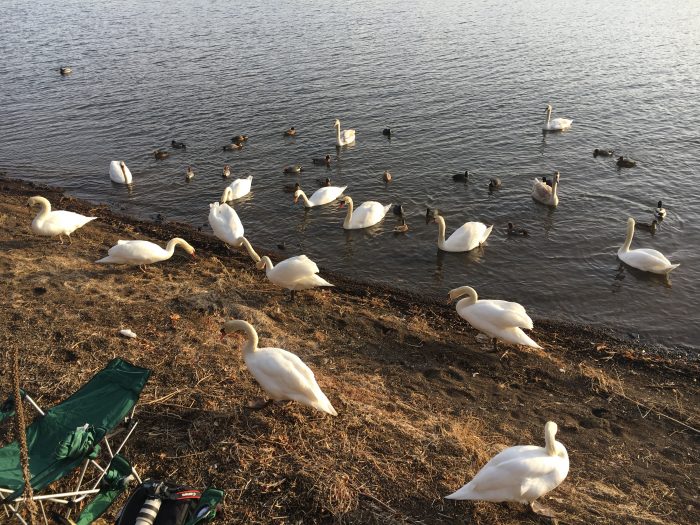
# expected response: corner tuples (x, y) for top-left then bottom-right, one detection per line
(1, 175), (698, 524)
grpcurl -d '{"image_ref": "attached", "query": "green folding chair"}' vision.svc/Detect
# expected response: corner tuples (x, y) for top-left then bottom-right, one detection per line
(0, 358), (152, 524)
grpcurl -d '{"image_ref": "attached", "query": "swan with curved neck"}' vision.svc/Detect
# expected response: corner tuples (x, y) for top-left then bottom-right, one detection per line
(448, 285), (541, 351)
(433, 215), (493, 252)
(294, 185), (347, 208)
(256, 255), (333, 300)
(543, 104), (572, 131)
(334, 119), (356, 146)
(96, 237), (195, 269)
(208, 202), (260, 262)
(339, 196), (391, 229)
(532, 171), (560, 207)
(618, 218), (679, 274)
(221, 319), (338, 415)
(27, 196), (97, 244)
(446, 421), (569, 515)
(221, 176), (253, 202)
(109, 160), (132, 184)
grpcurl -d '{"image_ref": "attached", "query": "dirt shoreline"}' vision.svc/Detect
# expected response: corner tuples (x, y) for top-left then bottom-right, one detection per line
(1, 175), (698, 524)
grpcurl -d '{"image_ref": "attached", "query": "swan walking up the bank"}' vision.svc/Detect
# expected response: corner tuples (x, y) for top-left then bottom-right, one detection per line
(257, 255), (333, 300)
(208, 202), (260, 262)
(431, 214), (493, 252)
(542, 105), (572, 131)
(221, 319), (338, 415)
(448, 286), (541, 351)
(27, 196), (97, 244)
(96, 237), (195, 270)
(618, 218), (679, 274)
(446, 421), (569, 516)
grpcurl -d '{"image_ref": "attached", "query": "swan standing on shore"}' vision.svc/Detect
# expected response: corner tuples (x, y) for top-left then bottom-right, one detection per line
(109, 160), (132, 185)
(96, 237), (195, 270)
(294, 185), (347, 208)
(618, 218), (679, 274)
(448, 286), (541, 351)
(542, 104), (572, 131)
(334, 119), (356, 146)
(27, 196), (97, 244)
(339, 196), (391, 229)
(221, 176), (253, 202)
(446, 421), (568, 516)
(532, 171), (560, 207)
(256, 255), (333, 300)
(431, 214), (493, 252)
(208, 202), (260, 262)
(221, 320), (337, 415)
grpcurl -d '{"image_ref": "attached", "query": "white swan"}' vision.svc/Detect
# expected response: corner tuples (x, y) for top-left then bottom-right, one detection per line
(532, 171), (560, 207)
(334, 119), (356, 146)
(448, 286), (541, 351)
(446, 421), (569, 515)
(109, 160), (132, 185)
(294, 185), (347, 208)
(618, 218), (679, 274)
(542, 104), (572, 131)
(339, 196), (391, 230)
(96, 237), (195, 268)
(207, 202), (260, 262)
(431, 215), (493, 252)
(221, 176), (253, 202)
(221, 320), (338, 415)
(257, 255), (333, 299)
(27, 196), (97, 244)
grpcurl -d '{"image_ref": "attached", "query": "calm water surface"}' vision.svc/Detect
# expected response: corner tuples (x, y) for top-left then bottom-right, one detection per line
(2, 0), (699, 351)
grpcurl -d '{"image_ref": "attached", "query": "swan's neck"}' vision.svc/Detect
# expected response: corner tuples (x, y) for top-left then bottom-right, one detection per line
(544, 422), (558, 456)
(454, 287), (478, 309)
(165, 238), (186, 256)
(436, 216), (447, 249)
(240, 237), (261, 263)
(343, 199), (354, 229)
(235, 321), (259, 358)
(221, 188), (231, 203)
(261, 256), (274, 275)
(551, 177), (558, 197)
(335, 123), (342, 145)
(33, 197), (51, 219)
(622, 221), (635, 252)
(298, 190), (312, 208)
(544, 108), (551, 127)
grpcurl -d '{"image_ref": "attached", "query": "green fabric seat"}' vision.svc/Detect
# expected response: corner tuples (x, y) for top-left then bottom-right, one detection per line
(0, 358), (151, 501)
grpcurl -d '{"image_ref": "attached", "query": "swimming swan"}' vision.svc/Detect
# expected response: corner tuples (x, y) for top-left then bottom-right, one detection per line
(208, 202), (260, 262)
(542, 104), (572, 131)
(446, 421), (568, 515)
(448, 285), (541, 351)
(109, 160), (133, 185)
(221, 319), (337, 415)
(532, 171), (560, 207)
(294, 185), (347, 208)
(256, 255), (333, 300)
(339, 196), (391, 229)
(221, 176), (253, 202)
(618, 218), (679, 274)
(96, 238), (195, 268)
(27, 196), (97, 244)
(431, 215), (493, 252)
(334, 119), (356, 146)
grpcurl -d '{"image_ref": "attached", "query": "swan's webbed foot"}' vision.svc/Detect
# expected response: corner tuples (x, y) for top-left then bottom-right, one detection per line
(529, 501), (556, 518)
(58, 235), (65, 245)
(246, 398), (273, 410)
(287, 290), (297, 302)
(138, 265), (149, 274)
(68, 235), (73, 245)
(492, 338), (498, 352)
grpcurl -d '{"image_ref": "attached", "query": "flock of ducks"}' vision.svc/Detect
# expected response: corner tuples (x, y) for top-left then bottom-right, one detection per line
(23, 103), (680, 516)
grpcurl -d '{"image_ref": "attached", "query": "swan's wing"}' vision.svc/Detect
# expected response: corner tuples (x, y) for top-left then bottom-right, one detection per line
(622, 249), (677, 272)
(247, 348), (321, 399)
(209, 202), (243, 244)
(310, 186), (345, 205)
(105, 240), (165, 262)
(341, 129), (355, 143)
(271, 255), (319, 284)
(445, 222), (488, 250)
(551, 118), (572, 129)
(532, 179), (552, 199)
(461, 300), (533, 330)
(469, 454), (563, 495)
(44, 211), (96, 231)
(488, 300), (533, 329)
(353, 201), (388, 227)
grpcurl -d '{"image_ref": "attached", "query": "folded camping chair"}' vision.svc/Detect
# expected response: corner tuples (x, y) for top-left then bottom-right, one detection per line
(0, 358), (152, 525)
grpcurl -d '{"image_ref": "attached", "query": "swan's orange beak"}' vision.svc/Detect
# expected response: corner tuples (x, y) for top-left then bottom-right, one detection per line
(338, 202), (345, 209)
(293, 196), (299, 204)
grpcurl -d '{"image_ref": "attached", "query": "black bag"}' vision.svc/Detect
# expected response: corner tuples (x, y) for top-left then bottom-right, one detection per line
(115, 480), (223, 525)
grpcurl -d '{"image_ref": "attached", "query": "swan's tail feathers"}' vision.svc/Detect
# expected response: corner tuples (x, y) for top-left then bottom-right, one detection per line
(445, 483), (476, 500)
(518, 331), (542, 349)
(666, 263), (680, 272)
(312, 393), (338, 416)
(482, 224), (494, 243)
(96, 256), (115, 264)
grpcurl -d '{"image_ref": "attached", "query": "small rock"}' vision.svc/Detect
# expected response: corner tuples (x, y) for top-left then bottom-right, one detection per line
(119, 329), (137, 339)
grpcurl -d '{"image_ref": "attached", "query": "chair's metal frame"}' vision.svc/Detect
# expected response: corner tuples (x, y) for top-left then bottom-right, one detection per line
(0, 392), (142, 525)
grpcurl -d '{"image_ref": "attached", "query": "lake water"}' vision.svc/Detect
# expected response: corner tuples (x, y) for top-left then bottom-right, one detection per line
(2, 0), (699, 352)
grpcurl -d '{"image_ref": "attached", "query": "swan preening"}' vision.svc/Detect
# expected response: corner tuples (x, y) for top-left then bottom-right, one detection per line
(294, 185), (347, 208)
(431, 214), (493, 252)
(256, 255), (333, 300)
(339, 196), (391, 229)
(542, 104), (572, 131)
(27, 196), (97, 244)
(208, 202), (260, 262)
(334, 119), (356, 146)
(448, 286), (541, 351)
(221, 320), (337, 415)
(221, 176), (253, 202)
(532, 171), (560, 207)
(109, 160), (133, 185)
(446, 421), (569, 515)
(618, 218), (679, 274)
(96, 237), (195, 268)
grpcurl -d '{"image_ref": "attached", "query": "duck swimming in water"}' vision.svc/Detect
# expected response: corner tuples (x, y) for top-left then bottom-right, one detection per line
(593, 148), (614, 157)
(383, 170), (392, 183)
(453, 170), (469, 183)
(171, 140), (187, 150)
(489, 177), (502, 189)
(154, 149), (170, 160)
(283, 164), (303, 174)
(313, 154), (332, 166)
(284, 127), (297, 136)
(654, 201), (667, 219)
(506, 222), (529, 237)
(223, 142), (243, 151)
(222, 164), (231, 178)
(617, 156), (636, 168)
(232, 134), (248, 144)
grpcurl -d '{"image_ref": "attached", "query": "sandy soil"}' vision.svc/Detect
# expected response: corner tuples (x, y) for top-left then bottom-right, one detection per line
(1, 175), (698, 524)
